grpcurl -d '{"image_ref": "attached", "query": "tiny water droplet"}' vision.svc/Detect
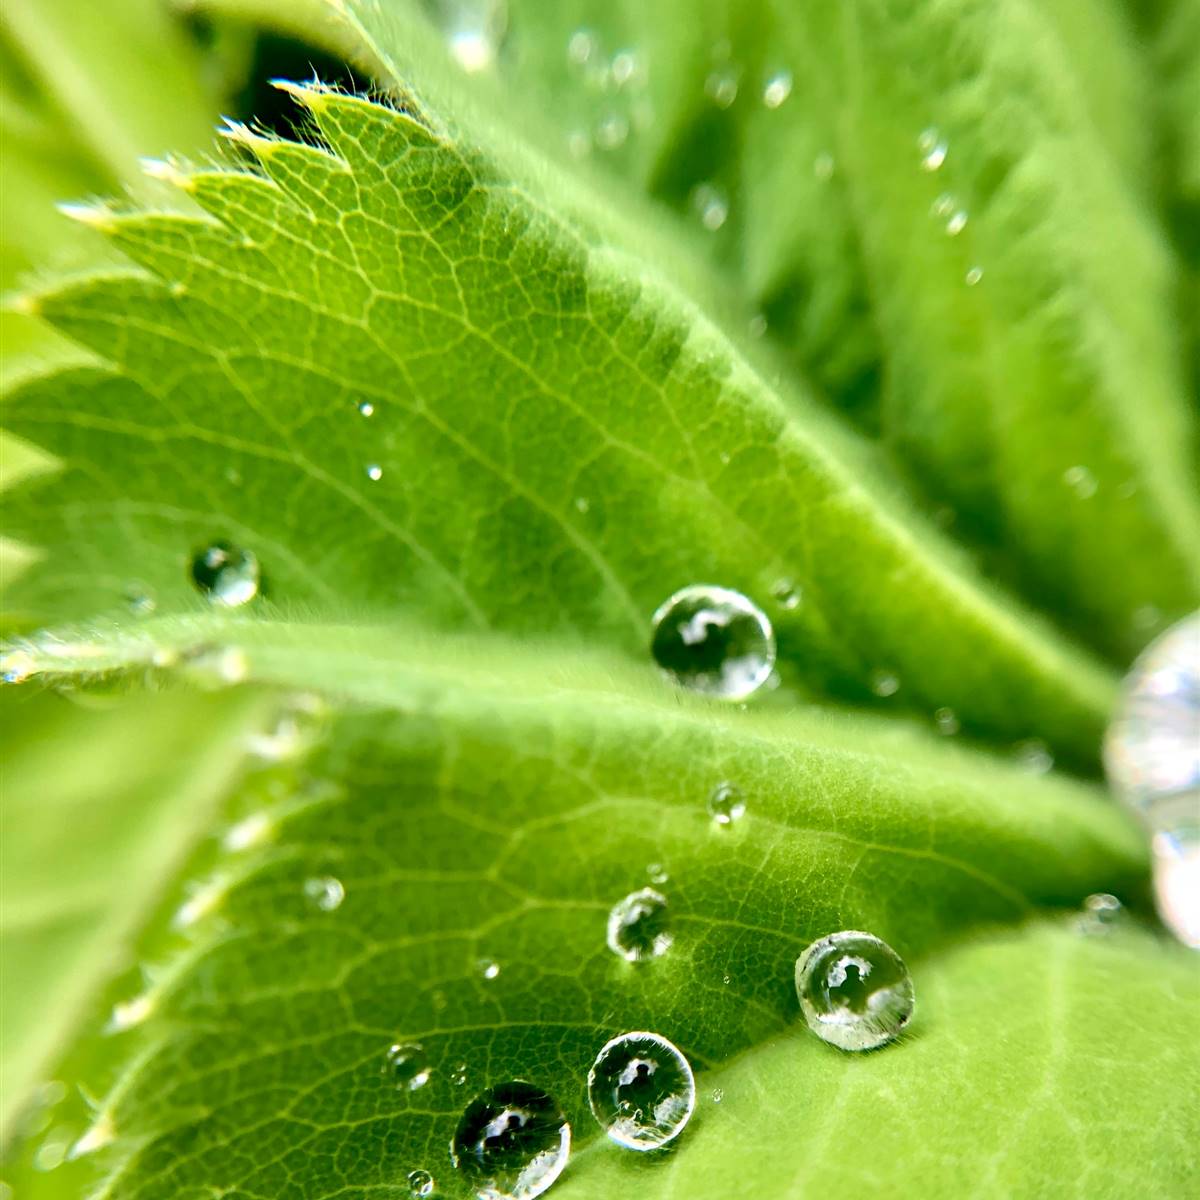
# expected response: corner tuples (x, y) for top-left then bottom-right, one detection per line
(934, 707), (960, 736)
(646, 862), (668, 885)
(304, 875), (344, 911)
(711, 1088), (723, 1103)
(611, 50), (640, 88)
(1104, 613), (1200, 818)
(1076, 892), (1124, 936)
(191, 541), (259, 608)
(917, 127), (947, 171)
(408, 1168), (436, 1197)
(567, 129), (591, 158)
(771, 578), (801, 610)
(479, 958), (501, 980)
(426, 0), (507, 73)
(33, 1132), (69, 1172)
(1013, 738), (1054, 775)
(607, 888), (672, 962)
(573, 496), (590, 514)
(747, 313), (768, 339)
(451, 1081), (570, 1200)
(707, 781), (746, 826)
(567, 28), (598, 68)
(704, 67), (738, 108)
(359, 401), (375, 417)
(813, 152), (835, 181)
(1132, 604), (1162, 632)
(595, 111), (629, 151)
(870, 669), (900, 698)
(126, 586), (156, 616)
(366, 464), (383, 481)
(451, 1061), (469, 1086)
(762, 69), (792, 109)
(965, 266), (983, 286)
(650, 585), (776, 700)
(1151, 823), (1200, 949)
(722, 973), (731, 985)
(1063, 465), (1098, 499)
(945, 209), (968, 236)
(795, 930), (915, 1051)
(690, 182), (728, 231)
(385, 1043), (432, 1091)
(588, 1031), (695, 1150)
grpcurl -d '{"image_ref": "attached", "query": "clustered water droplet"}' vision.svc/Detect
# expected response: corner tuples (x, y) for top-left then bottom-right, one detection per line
(1104, 612), (1199, 947)
(650, 585), (775, 700)
(607, 888), (672, 962)
(587, 1032), (695, 1150)
(707, 781), (746, 826)
(795, 930), (915, 1051)
(451, 1081), (571, 1200)
(191, 541), (259, 607)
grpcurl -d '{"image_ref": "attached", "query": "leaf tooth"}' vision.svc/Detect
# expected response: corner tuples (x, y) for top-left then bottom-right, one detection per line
(138, 156), (193, 192)
(56, 201), (120, 235)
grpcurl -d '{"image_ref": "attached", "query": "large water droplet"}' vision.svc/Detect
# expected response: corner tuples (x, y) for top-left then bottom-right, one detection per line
(606, 888), (672, 962)
(795, 930), (915, 1051)
(385, 1043), (432, 1091)
(451, 1081), (571, 1200)
(587, 1031), (695, 1150)
(191, 542), (259, 607)
(650, 585), (775, 700)
(707, 781), (745, 826)
(1152, 822), (1199, 949)
(1104, 613), (1200, 820)
(408, 1168), (436, 1197)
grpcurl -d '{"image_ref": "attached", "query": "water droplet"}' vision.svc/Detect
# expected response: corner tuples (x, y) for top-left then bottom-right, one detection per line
(1014, 738), (1054, 774)
(690, 182), (728, 232)
(106, 992), (155, 1033)
(1076, 892), (1124, 935)
(1104, 613), (1200, 819)
(567, 28), (598, 68)
(945, 209), (968, 236)
(711, 1088), (723, 1103)
(426, 0), (507, 73)
(870, 669), (900, 698)
(451, 1081), (570, 1200)
(650, 585), (776, 700)
(813, 152), (835, 181)
(747, 313), (768, 339)
(934, 707), (960, 736)
(762, 70), (792, 109)
(191, 541), (259, 607)
(304, 875), (344, 911)
(587, 1031), (695, 1150)
(366, 464), (383, 481)
(408, 1168), (436, 1197)
(595, 111), (629, 150)
(1151, 822), (1200, 949)
(479, 958), (501, 980)
(931, 193), (967, 235)
(611, 50), (640, 88)
(33, 1132), (69, 1172)
(722, 973), (731, 985)
(385, 1043), (432, 1091)
(451, 1062), (469, 1086)
(965, 266), (983, 287)
(1063, 465), (1098, 499)
(359, 401), (375, 417)
(704, 67), (738, 108)
(1132, 604), (1162, 632)
(606, 888), (672, 962)
(573, 496), (590, 514)
(771, 578), (801, 610)
(917, 127), (947, 171)
(707, 781), (746, 826)
(795, 930), (915, 1050)
(646, 862), (668, 885)
(126, 585), (156, 616)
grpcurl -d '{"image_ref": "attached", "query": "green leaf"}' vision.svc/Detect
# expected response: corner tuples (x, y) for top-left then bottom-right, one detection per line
(0, 684), (267, 1134)
(2, 83), (1119, 766)
(336, 0), (1200, 660)
(1, 618), (1180, 1198)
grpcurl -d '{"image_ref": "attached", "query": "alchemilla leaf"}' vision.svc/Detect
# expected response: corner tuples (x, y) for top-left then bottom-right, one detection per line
(1, 1), (1197, 1198)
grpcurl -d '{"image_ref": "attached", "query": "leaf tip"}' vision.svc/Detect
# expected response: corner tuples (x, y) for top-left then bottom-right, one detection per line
(56, 201), (118, 234)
